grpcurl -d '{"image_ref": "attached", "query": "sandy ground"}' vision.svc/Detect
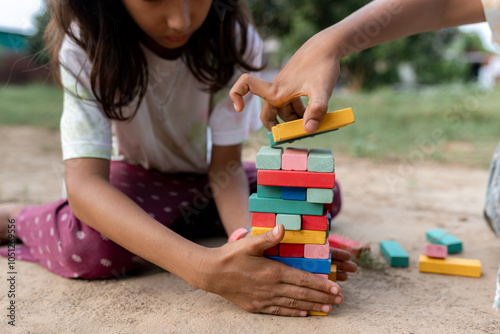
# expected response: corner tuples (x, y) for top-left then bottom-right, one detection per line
(1, 125), (499, 334)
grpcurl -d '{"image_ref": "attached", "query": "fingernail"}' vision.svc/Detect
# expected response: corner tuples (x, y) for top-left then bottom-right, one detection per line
(272, 225), (280, 237)
(305, 119), (319, 133)
(233, 103), (239, 112)
(330, 286), (339, 294)
(321, 305), (331, 313)
(334, 296), (343, 304)
(299, 311), (307, 317)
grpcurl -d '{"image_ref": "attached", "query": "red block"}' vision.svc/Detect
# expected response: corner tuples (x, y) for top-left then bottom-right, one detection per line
(328, 234), (370, 258)
(279, 243), (305, 258)
(264, 245), (279, 256)
(424, 244), (447, 259)
(302, 211), (328, 231)
(324, 193), (335, 211)
(251, 212), (276, 227)
(257, 170), (335, 189)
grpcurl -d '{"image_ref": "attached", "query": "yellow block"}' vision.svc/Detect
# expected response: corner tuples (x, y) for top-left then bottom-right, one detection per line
(418, 255), (481, 278)
(328, 264), (337, 282)
(271, 107), (355, 142)
(308, 310), (328, 316)
(252, 227), (326, 244)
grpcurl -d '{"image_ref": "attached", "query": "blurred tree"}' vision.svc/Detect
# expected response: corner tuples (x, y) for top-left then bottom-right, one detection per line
(26, 3), (50, 65)
(249, 0), (486, 89)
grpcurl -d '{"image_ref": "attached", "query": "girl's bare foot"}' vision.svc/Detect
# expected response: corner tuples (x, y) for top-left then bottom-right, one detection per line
(0, 203), (25, 244)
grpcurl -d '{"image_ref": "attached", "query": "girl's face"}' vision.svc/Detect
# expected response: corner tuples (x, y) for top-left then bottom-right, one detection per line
(121, 0), (213, 55)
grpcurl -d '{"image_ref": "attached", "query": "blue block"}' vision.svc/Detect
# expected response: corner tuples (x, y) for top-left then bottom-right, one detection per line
(281, 187), (306, 200)
(426, 229), (462, 254)
(266, 254), (332, 274)
(379, 240), (409, 267)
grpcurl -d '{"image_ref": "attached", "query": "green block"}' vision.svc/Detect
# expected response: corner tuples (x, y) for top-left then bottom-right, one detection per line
(426, 229), (462, 254)
(256, 146), (283, 170)
(306, 188), (333, 204)
(276, 214), (301, 230)
(249, 193), (324, 215)
(307, 148), (335, 173)
(379, 240), (409, 267)
(257, 185), (281, 199)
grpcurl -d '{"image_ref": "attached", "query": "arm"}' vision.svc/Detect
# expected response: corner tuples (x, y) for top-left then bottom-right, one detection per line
(65, 157), (344, 316)
(230, 0), (486, 132)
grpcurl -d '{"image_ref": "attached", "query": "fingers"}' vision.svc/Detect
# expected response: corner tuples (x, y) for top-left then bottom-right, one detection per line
(280, 265), (341, 295)
(260, 101), (280, 131)
(243, 224), (284, 255)
(330, 247), (354, 262)
(261, 296), (336, 317)
(229, 73), (273, 112)
(302, 89), (331, 133)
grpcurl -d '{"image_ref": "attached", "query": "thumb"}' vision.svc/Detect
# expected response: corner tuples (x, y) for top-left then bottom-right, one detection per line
(246, 224), (285, 255)
(302, 92), (330, 134)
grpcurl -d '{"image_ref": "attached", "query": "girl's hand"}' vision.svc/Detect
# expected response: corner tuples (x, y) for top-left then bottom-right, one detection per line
(330, 247), (358, 281)
(197, 224), (343, 316)
(230, 29), (341, 134)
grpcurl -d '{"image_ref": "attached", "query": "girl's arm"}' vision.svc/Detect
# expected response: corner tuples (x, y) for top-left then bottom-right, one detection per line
(230, 0), (486, 132)
(65, 157), (343, 316)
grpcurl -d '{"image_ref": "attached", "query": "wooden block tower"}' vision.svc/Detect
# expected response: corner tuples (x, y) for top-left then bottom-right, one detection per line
(250, 107), (355, 316)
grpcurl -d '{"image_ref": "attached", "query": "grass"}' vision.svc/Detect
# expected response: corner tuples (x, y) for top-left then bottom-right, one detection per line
(247, 83), (500, 168)
(0, 83), (63, 130)
(1, 82), (499, 167)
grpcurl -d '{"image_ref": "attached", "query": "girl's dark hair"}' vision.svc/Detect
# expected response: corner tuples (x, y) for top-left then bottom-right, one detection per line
(45, 0), (262, 120)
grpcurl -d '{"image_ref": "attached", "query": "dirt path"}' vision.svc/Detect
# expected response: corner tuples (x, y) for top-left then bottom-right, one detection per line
(1, 126), (499, 333)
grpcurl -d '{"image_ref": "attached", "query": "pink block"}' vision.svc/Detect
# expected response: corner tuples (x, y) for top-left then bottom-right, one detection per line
(328, 234), (370, 258)
(424, 244), (447, 259)
(304, 242), (330, 259)
(315, 274), (328, 279)
(282, 147), (308, 171)
(302, 211), (328, 231)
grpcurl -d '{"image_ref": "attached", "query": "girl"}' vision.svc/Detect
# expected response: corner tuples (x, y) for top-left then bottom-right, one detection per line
(230, 0), (500, 310)
(0, 0), (355, 317)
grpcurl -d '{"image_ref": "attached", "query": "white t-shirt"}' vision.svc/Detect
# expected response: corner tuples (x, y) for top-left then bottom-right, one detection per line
(59, 27), (262, 174)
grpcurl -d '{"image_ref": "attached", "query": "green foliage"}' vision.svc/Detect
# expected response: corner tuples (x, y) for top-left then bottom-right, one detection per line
(26, 3), (50, 64)
(249, 0), (486, 88)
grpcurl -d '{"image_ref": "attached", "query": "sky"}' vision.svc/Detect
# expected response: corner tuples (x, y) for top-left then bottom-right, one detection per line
(0, 0), (498, 53)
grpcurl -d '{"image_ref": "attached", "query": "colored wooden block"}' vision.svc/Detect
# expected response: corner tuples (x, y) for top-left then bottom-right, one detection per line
(328, 264), (337, 281)
(279, 243), (305, 257)
(302, 212), (328, 231)
(424, 244), (447, 259)
(426, 229), (462, 254)
(249, 193), (324, 216)
(328, 234), (370, 258)
(324, 201), (334, 212)
(271, 108), (355, 143)
(419, 255), (481, 278)
(266, 255), (332, 274)
(251, 212), (276, 228)
(281, 187), (306, 201)
(282, 147), (309, 171)
(255, 146), (283, 170)
(304, 241), (330, 259)
(252, 226), (326, 244)
(257, 185), (281, 199)
(308, 311), (328, 316)
(257, 170), (335, 189)
(268, 130), (338, 147)
(276, 214), (301, 230)
(379, 240), (409, 267)
(307, 188), (334, 204)
(263, 245), (279, 256)
(307, 148), (335, 173)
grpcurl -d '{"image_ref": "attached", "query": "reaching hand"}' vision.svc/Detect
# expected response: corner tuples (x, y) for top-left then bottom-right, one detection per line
(330, 247), (358, 281)
(199, 225), (343, 316)
(230, 30), (341, 133)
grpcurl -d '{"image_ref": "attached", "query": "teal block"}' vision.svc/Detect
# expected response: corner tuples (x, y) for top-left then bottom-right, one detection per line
(306, 188), (333, 204)
(268, 130), (338, 146)
(426, 229), (462, 254)
(379, 240), (409, 267)
(256, 146), (283, 170)
(307, 148), (335, 173)
(276, 214), (301, 230)
(257, 185), (281, 199)
(249, 193), (324, 215)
